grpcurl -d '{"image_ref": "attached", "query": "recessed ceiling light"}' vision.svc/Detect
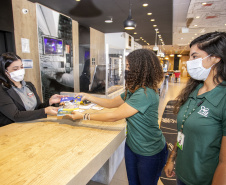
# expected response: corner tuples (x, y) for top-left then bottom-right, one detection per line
(153, 25), (157, 27)
(202, 2), (207, 5)
(195, 33), (197, 35)
(177, 54), (182, 57)
(170, 54), (174, 57)
(147, 13), (152, 15)
(143, 3), (148, 7)
(150, 19), (155, 21)
(196, 16), (200, 19)
(134, 32), (137, 34)
(225, 24), (226, 26)
(194, 25), (198, 27)
(105, 19), (113, 23)
(75, 0), (80, 1)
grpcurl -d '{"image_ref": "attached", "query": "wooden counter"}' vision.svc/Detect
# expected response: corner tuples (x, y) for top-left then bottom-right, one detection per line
(0, 108), (126, 185)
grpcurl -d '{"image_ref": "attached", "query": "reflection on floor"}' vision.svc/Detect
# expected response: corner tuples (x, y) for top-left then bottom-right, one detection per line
(88, 78), (188, 185)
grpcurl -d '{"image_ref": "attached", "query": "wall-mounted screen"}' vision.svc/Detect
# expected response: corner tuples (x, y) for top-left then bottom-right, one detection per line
(43, 37), (63, 55)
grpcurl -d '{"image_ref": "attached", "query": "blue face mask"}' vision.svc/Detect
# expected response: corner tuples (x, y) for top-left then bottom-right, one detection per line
(186, 55), (213, 81)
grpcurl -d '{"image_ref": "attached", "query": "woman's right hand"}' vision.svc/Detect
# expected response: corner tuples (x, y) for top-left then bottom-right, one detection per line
(44, 106), (59, 116)
(164, 161), (175, 177)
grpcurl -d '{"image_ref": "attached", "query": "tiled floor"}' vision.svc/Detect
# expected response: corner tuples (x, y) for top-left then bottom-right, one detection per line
(88, 78), (188, 185)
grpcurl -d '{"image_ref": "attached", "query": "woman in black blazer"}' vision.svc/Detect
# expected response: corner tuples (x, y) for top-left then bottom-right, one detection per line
(0, 52), (64, 127)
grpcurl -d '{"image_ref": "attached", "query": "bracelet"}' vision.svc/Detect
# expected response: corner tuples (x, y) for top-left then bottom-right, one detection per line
(85, 113), (88, 120)
(83, 113), (87, 120)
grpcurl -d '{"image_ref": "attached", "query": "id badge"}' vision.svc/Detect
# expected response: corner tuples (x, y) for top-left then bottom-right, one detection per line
(177, 131), (185, 150)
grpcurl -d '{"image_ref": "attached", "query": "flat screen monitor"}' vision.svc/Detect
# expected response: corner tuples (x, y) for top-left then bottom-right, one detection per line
(89, 65), (106, 94)
(43, 36), (63, 55)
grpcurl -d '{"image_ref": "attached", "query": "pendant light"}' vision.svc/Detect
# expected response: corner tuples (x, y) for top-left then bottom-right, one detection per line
(153, 29), (159, 51)
(124, 0), (136, 30)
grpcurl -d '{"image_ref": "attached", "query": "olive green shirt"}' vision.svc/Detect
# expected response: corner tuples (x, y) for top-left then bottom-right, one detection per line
(176, 83), (226, 185)
(121, 88), (166, 156)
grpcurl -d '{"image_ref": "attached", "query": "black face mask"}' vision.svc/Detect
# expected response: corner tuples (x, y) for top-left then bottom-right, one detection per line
(125, 70), (129, 81)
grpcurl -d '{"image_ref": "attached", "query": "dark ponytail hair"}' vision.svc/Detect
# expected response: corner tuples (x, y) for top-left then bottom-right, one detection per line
(0, 52), (21, 88)
(174, 32), (226, 114)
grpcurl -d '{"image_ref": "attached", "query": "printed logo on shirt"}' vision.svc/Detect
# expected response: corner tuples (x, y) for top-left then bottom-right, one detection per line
(198, 106), (209, 117)
(27, 92), (34, 97)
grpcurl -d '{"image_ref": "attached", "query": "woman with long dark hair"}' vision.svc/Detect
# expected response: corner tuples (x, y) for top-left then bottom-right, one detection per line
(0, 52), (63, 127)
(68, 49), (168, 185)
(164, 32), (226, 185)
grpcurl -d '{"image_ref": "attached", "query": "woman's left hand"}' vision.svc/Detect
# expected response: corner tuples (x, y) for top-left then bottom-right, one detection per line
(49, 94), (65, 105)
(66, 111), (83, 120)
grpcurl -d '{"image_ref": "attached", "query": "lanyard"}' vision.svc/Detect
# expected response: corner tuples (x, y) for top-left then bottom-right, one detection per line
(180, 99), (205, 133)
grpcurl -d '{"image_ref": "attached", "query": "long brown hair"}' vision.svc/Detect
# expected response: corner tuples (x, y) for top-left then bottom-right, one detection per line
(0, 52), (22, 88)
(174, 32), (226, 114)
(124, 49), (163, 99)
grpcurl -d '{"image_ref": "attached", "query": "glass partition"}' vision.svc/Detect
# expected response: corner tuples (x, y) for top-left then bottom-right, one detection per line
(106, 45), (125, 95)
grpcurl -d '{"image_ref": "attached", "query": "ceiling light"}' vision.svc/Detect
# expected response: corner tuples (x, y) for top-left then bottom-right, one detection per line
(143, 3), (148, 7)
(75, 0), (80, 1)
(140, 37), (142, 39)
(195, 33), (197, 35)
(170, 54), (174, 57)
(147, 13), (152, 15)
(134, 32), (137, 34)
(124, 1), (136, 30)
(150, 19), (155, 21)
(225, 24), (226, 26)
(196, 16), (200, 19)
(194, 25), (198, 27)
(165, 57), (169, 60)
(180, 37), (183, 40)
(202, 2), (207, 5)
(153, 25), (157, 27)
(105, 18), (113, 23)
(177, 54), (182, 57)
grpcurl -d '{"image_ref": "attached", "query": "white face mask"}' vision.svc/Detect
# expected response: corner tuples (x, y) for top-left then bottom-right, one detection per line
(186, 55), (212, 81)
(7, 69), (25, 82)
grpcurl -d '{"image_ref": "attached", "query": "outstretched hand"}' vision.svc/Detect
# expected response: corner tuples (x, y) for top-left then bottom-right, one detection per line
(66, 111), (83, 120)
(75, 93), (91, 101)
(45, 106), (60, 116)
(49, 94), (65, 105)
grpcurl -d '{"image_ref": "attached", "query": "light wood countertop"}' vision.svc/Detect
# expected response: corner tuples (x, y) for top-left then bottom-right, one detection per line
(0, 108), (126, 185)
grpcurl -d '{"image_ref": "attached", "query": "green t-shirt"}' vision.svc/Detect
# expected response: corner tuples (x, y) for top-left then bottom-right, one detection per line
(176, 83), (226, 185)
(121, 87), (166, 156)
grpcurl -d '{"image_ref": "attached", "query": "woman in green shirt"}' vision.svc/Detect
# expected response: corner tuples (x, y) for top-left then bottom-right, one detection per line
(68, 49), (168, 185)
(164, 32), (226, 185)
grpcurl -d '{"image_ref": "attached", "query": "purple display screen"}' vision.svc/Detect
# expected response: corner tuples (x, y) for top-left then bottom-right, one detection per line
(43, 37), (63, 55)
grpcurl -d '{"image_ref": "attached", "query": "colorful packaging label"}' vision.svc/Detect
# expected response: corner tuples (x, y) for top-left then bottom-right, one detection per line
(57, 96), (83, 116)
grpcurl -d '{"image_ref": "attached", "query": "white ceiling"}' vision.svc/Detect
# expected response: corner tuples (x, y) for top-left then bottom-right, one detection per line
(145, 0), (226, 56)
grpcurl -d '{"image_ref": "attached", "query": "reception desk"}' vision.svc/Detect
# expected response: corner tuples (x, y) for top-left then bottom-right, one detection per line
(0, 108), (126, 185)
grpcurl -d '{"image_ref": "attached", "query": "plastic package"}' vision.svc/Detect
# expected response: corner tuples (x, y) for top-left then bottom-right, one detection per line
(57, 96), (82, 116)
